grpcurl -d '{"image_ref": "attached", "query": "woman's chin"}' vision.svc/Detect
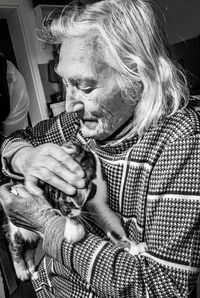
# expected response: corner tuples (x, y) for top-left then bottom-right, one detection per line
(80, 122), (111, 141)
(81, 125), (98, 139)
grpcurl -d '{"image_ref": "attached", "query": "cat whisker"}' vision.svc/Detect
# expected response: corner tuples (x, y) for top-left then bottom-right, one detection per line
(75, 216), (87, 229)
(81, 210), (100, 216)
(78, 215), (93, 231)
(75, 215), (85, 225)
(81, 213), (103, 232)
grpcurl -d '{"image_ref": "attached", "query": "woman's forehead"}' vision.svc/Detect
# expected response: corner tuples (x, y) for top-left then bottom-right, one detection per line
(57, 37), (109, 79)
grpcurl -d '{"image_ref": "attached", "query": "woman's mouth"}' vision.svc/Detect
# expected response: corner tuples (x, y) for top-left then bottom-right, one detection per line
(81, 118), (98, 129)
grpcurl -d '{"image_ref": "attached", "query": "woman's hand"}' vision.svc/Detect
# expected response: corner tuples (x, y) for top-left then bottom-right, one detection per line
(0, 183), (62, 236)
(11, 143), (86, 195)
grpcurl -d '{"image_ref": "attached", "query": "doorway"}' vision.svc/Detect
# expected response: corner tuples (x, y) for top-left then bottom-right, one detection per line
(0, 1), (48, 125)
(0, 19), (17, 66)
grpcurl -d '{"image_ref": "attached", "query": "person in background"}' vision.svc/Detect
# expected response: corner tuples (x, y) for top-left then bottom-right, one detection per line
(0, 53), (29, 185)
(0, 54), (29, 141)
(0, 0), (200, 297)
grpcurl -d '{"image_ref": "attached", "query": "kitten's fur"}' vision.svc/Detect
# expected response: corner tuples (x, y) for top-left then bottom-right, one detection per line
(5, 141), (143, 281)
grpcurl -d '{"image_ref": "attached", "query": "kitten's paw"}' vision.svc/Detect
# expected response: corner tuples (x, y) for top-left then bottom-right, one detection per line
(107, 233), (147, 256)
(15, 266), (30, 281)
(15, 264), (35, 281)
(14, 259), (33, 281)
(31, 271), (39, 280)
(27, 265), (35, 276)
(125, 241), (147, 256)
(24, 248), (36, 278)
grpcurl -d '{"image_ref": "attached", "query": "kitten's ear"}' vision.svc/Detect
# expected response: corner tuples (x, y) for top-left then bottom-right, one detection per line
(85, 183), (97, 203)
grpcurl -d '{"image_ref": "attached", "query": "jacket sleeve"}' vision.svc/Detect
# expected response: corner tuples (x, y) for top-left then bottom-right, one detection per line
(1, 112), (80, 179)
(42, 134), (200, 297)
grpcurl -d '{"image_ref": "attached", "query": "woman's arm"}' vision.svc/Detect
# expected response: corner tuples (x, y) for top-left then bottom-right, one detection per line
(1, 130), (199, 297)
(42, 133), (200, 297)
(1, 112), (83, 194)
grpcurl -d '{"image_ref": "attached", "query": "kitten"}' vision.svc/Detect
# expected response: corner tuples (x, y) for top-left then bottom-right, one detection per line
(5, 141), (145, 281)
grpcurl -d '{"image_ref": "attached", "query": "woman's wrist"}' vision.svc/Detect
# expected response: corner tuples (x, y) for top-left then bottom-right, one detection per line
(11, 145), (34, 175)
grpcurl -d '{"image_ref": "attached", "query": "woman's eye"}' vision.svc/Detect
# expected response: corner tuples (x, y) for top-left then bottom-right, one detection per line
(81, 87), (94, 94)
(62, 80), (68, 88)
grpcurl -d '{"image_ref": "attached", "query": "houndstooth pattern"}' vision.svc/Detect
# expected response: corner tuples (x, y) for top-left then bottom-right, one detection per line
(2, 107), (200, 297)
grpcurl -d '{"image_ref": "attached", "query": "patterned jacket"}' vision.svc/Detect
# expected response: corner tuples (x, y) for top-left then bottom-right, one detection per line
(2, 107), (200, 297)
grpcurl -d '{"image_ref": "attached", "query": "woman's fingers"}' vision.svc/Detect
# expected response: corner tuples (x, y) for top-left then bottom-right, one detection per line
(39, 144), (85, 178)
(21, 143), (86, 195)
(0, 183), (55, 233)
(24, 176), (44, 196)
(0, 183), (12, 207)
(31, 156), (85, 187)
(25, 173), (77, 196)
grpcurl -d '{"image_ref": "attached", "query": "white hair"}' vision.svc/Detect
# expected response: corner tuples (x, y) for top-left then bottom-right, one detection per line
(41, 0), (189, 136)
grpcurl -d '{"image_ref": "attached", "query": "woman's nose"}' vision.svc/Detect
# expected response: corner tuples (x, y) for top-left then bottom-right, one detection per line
(65, 85), (77, 102)
(65, 87), (84, 113)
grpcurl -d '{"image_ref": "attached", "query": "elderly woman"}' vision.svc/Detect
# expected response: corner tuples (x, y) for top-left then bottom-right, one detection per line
(0, 0), (200, 297)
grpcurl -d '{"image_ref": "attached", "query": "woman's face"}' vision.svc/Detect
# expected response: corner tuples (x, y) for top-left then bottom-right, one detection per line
(57, 37), (135, 141)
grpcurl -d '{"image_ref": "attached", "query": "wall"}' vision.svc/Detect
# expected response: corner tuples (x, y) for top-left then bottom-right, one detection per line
(153, 0), (200, 44)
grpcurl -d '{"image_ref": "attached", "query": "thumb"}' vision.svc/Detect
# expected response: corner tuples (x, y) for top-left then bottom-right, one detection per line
(12, 183), (47, 205)
(0, 195), (5, 209)
(0, 183), (14, 207)
(25, 176), (43, 196)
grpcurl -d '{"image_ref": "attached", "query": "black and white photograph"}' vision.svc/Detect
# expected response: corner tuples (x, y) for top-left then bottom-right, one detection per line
(0, 0), (200, 297)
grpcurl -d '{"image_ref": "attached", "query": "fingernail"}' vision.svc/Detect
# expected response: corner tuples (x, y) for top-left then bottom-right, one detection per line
(77, 179), (86, 189)
(67, 186), (77, 196)
(77, 169), (85, 178)
(32, 189), (43, 196)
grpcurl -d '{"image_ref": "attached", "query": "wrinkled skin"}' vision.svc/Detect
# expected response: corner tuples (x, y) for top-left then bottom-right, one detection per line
(0, 183), (61, 236)
(12, 143), (86, 196)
